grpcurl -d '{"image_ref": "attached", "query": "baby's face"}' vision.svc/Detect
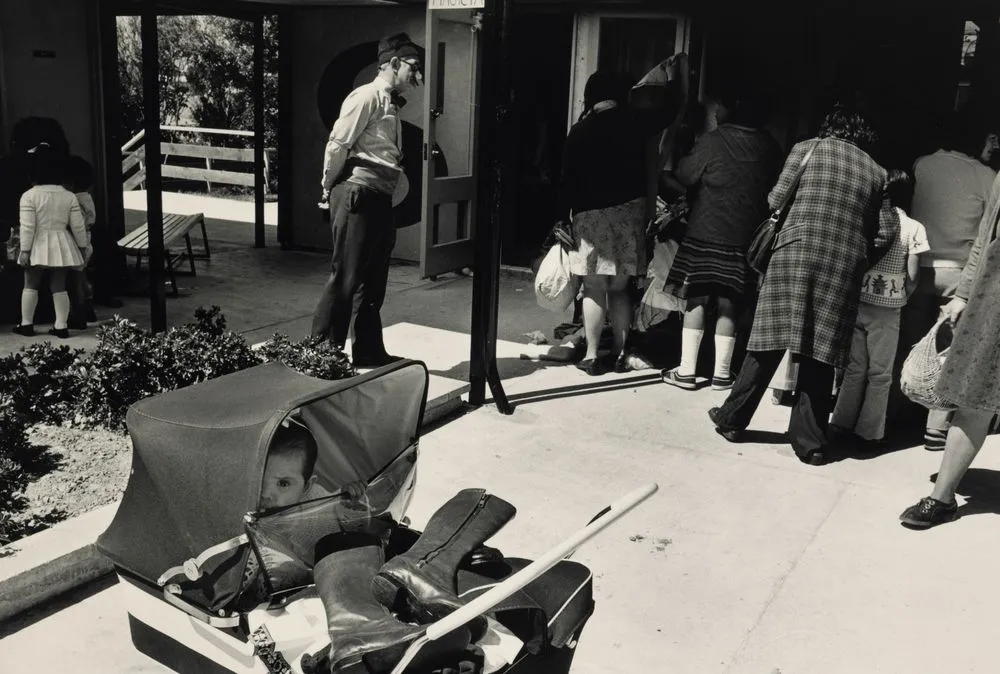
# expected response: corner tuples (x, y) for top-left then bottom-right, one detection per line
(259, 452), (312, 509)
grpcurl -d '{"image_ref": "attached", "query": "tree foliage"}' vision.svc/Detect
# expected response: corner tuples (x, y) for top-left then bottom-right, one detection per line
(116, 15), (278, 147)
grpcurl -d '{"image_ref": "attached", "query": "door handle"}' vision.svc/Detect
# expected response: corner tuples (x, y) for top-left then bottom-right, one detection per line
(430, 148), (442, 158)
(430, 107), (444, 119)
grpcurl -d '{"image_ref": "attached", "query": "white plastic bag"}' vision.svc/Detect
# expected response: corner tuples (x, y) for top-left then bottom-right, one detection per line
(534, 244), (578, 312)
(635, 239), (683, 330)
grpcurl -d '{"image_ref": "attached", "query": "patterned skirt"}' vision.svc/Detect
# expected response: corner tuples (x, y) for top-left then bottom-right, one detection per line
(568, 197), (647, 276)
(662, 236), (752, 301)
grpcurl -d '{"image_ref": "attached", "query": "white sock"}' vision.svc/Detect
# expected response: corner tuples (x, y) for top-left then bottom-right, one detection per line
(678, 328), (704, 376)
(714, 335), (737, 379)
(52, 291), (70, 329)
(20, 289), (38, 326)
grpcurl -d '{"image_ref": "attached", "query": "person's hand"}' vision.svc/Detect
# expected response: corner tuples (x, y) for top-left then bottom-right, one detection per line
(318, 189), (330, 210)
(341, 480), (367, 500)
(17, 251), (30, 267)
(941, 297), (967, 326)
(83, 245), (93, 263)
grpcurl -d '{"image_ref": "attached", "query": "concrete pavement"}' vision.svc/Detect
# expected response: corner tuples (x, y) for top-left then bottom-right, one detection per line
(2, 344), (999, 673)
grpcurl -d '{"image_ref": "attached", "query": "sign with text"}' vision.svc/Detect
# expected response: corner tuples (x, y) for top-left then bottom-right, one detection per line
(428, 0), (484, 9)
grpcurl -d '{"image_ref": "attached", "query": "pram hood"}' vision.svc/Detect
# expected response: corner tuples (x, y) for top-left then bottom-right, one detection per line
(97, 359), (428, 611)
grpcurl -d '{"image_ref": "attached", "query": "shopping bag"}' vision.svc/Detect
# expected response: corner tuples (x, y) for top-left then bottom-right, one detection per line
(636, 239), (683, 331)
(900, 318), (956, 411)
(534, 244), (578, 313)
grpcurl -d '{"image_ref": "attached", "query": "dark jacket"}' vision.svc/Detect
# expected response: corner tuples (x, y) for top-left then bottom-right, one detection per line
(557, 105), (647, 221)
(675, 124), (783, 247)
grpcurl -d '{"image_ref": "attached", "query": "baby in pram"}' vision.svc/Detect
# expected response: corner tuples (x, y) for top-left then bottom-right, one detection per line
(248, 418), (506, 673)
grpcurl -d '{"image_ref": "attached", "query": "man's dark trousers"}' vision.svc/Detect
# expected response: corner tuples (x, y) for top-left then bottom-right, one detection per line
(714, 349), (835, 458)
(311, 181), (396, 359)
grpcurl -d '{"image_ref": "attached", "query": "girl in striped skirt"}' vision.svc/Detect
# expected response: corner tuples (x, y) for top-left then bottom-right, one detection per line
(660, 91), (783, 390)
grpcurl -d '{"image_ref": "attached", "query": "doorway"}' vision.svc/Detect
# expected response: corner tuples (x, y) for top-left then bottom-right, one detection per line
(503, 11), (574, 268)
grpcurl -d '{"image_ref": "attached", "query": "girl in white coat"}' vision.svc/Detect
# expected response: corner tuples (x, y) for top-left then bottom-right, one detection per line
(13, 144), (90, 338)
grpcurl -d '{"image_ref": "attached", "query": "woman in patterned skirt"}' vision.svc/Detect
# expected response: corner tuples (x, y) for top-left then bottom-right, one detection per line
(557, 71), (651, 375)
(660, 91), (783, 391)
(900, 172), (1000, 529)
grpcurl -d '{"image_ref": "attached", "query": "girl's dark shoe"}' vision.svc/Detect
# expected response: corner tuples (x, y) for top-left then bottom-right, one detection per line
(899, 497), (959, 529)
(662, 367), (697, 390)
(708, 407), (744, 442)
(12, 324), (34, 337)
(575, 357), (606, 376)
(47, 327), (70, 339)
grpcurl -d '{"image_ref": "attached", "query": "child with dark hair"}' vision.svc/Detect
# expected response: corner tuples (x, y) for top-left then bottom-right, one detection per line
(13, 145), (90, 338)
(830, 168), (929, 447)
(259, 421), (320, 510)
(64, 156), (97, 328)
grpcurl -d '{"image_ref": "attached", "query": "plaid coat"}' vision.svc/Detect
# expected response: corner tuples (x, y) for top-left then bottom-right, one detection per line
(748, 137), (900, 368)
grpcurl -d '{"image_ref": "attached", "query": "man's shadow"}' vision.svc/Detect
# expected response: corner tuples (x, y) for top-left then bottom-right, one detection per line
(931, 468), (1000, 518)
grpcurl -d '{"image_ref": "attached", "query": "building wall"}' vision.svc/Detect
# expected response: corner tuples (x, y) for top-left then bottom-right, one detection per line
(0, 0), (98, 165)
(289, 6), (426, 257)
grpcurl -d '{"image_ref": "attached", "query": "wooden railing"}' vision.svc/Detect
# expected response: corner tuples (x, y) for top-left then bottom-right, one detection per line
(121, 126), (273, 193)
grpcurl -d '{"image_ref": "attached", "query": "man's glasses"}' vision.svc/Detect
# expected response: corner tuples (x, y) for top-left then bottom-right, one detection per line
(401, 59), (423, 77)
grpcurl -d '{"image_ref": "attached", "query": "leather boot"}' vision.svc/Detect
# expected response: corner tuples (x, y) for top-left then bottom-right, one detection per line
(372, 489), (515, 635)
(300, 532), (470, 674)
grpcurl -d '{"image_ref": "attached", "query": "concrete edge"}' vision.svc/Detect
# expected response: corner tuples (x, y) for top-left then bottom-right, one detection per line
(0, 384), (469, 623)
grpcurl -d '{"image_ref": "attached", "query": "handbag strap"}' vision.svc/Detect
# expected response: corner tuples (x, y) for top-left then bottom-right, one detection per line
(774, 139), (820, 213)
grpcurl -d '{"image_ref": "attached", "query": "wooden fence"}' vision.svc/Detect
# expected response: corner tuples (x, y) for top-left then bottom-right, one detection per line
(121, 125), (273, 193)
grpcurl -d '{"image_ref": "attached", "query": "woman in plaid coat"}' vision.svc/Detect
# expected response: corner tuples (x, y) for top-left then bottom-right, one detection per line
(708, 107), (900, 465)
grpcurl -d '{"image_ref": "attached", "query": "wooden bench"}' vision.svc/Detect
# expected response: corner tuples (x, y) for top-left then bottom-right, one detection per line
(117, 212), (210, 295)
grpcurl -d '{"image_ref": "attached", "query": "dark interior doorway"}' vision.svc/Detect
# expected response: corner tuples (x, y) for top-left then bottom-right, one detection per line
(503, 11), (573, 268)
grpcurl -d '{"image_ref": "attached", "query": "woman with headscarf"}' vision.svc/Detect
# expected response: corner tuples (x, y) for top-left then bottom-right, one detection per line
(556, 71), (651, 375)
(707, 106), (900, 465)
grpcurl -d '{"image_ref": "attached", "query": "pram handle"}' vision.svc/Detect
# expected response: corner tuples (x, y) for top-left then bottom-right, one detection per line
(388, 482), (658, 674)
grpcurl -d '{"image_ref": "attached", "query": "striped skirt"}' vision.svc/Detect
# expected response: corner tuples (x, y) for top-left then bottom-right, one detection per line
(662, 236), (752, 301)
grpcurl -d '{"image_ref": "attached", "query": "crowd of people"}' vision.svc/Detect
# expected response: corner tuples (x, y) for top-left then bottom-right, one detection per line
(553, 57), (1000, 531)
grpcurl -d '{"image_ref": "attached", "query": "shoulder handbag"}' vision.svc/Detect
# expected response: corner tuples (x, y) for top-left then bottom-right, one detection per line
(746, 140), (819, 276)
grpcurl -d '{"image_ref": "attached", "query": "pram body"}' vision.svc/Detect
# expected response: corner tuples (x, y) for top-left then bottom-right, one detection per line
(97, 360), (594, 673)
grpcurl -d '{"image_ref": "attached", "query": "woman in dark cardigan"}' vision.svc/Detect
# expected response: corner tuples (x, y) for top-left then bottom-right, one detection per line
(557, 71), (651, 375)
(708, 107), (900, 465)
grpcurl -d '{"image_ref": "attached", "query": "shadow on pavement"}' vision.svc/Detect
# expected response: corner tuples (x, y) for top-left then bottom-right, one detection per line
(486, 372), (663, 410)
(930, 468), (1000, 521)
(0, 573), (118, 638)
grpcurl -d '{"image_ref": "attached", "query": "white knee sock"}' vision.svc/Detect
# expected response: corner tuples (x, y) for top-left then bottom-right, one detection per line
(714, 335), (737, 379)
(52, 291), (70, 329)
(20, 289), (38, 326)
(678, 328), (704, 376)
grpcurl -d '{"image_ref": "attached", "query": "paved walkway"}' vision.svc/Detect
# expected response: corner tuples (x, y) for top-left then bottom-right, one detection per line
(1, 330), (999, 673)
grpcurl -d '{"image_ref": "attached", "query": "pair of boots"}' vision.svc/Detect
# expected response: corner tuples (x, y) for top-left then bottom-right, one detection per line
(301, 489), (516, 674)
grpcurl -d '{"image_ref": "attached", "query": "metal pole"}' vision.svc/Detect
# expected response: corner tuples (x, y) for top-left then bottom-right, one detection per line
(96, 0), (128, 300)
(468, 0), (513, 414)
(253, 15), (266, 249)
(141, 11), (167, 332)
(276, 11), (293, 249)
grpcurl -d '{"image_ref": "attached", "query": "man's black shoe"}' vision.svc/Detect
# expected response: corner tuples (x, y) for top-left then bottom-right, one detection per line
(352, 353), (404, 369)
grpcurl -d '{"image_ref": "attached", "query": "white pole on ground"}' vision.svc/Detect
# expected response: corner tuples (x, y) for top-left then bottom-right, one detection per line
(388, 482), (659, 674)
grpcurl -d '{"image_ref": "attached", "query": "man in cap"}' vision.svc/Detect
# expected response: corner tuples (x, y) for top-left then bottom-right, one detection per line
(311, 33), (424, 368)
